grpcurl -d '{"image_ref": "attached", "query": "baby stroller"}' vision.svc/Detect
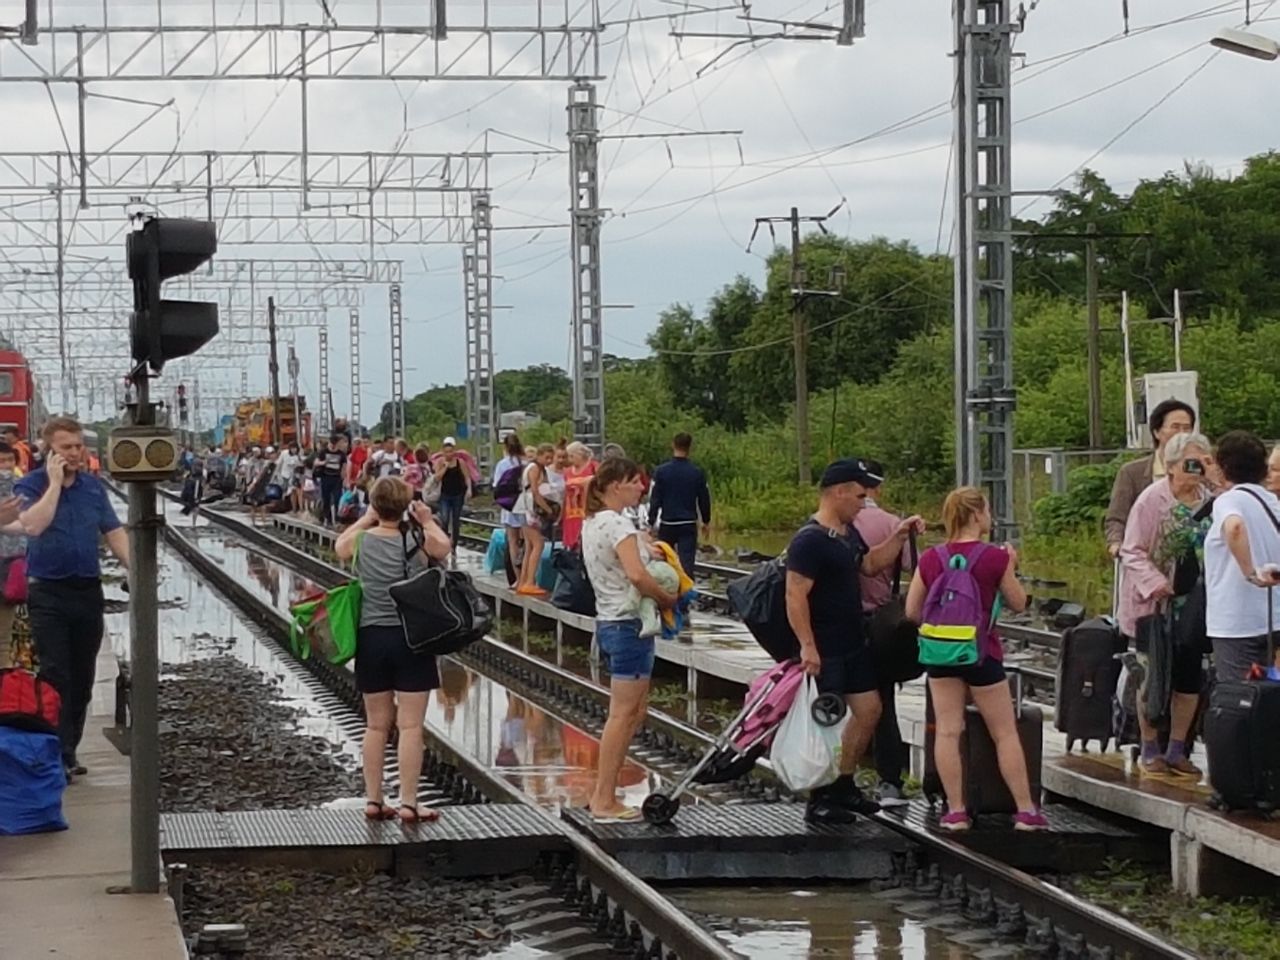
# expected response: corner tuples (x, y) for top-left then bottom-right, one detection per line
(640, 659), (847, 825)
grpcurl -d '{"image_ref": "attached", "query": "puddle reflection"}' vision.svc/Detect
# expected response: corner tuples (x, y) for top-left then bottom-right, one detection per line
(665, 886), (979, 959)
(427, 659), (653, 812)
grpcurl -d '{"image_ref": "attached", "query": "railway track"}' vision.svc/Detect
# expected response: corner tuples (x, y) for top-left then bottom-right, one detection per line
(167, 496), (1194, 960)
(113, 486), (735, 960)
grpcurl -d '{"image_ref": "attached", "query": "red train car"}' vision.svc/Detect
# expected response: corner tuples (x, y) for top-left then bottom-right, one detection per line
(0, 349), (41, 441)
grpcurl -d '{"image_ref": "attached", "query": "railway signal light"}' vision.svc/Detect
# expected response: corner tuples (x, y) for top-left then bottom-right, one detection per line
(127, 217), (220, 372)
(106, 425), (179, 483)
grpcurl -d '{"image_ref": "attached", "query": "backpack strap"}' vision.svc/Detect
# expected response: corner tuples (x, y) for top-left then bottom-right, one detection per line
(1240, 486), (1280, 536)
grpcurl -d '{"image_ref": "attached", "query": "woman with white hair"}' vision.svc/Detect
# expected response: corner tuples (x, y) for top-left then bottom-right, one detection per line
(562, 441), (598, 550)
(1117, 430), (1213, 777)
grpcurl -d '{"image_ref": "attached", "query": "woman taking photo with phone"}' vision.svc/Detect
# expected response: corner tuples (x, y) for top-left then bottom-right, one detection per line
(335, 476), (452, 824)
(1117, 431), (1213, 776)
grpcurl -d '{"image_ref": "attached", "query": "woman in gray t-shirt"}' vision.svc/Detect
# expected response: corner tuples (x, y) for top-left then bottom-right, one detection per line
(336, 476), (451, 824)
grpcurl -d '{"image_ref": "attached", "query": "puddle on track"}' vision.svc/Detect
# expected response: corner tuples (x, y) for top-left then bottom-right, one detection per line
(138, 520), (658, 814)
(664, 886), (981, 959)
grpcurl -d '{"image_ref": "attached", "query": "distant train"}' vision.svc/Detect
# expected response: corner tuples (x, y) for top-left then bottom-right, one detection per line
(0, 348), (45, 441)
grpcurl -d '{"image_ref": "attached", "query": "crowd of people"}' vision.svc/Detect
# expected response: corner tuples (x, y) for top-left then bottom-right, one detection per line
(180, 418), (483, 550)
(25, 399), (1270, 833)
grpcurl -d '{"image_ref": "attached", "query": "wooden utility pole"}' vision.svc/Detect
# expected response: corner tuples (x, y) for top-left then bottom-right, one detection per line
(789, 208), (811, 485)
(747, 204), (844, 486)
(267, 296), (283, 445)
(1085, 222), (1103, 451)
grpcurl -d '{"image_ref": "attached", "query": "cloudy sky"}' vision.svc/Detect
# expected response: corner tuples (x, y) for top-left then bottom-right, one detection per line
(2, 0), (1276, 426)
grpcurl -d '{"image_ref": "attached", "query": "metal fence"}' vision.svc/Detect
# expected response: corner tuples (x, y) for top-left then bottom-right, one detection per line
(1012, 447), (1132, 528)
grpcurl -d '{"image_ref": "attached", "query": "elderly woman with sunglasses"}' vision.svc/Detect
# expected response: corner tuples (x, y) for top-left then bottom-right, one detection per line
(1117, 430), (1214, 777)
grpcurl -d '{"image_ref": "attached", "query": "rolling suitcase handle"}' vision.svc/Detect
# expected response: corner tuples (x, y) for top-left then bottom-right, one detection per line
(1007, 663), (1024, 720)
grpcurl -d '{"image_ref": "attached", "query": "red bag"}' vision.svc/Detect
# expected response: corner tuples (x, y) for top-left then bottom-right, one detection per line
(0, 668), (60, 735)
(3, 556), (26, 605)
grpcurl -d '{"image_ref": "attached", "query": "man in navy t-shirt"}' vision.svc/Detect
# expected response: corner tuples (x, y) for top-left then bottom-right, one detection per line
(648, 432), (712, 587)
(785, 457), (923, 823)
(17, 416), (129, 779)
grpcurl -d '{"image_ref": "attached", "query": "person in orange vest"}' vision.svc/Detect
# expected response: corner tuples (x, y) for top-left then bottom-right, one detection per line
(2, 426), (31, 474)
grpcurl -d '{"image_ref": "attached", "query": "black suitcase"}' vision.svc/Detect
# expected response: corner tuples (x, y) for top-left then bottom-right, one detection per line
(1206, 584), (1280, 811)
(1055, 616), (1123, 752)
(924, 666), (1044, 815)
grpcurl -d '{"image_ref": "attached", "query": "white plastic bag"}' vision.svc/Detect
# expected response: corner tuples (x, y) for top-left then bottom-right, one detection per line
(769, 676), (843, 792)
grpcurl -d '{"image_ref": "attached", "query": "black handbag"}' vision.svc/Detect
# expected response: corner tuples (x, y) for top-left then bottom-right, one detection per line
(868, 532), (922, 684)
(550, 548), (595, 616)
(389, 527), (493, 656)
(1138, 607), (1175, 728)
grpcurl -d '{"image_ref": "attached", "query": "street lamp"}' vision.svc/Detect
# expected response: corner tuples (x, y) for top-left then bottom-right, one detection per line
(1210, 27), (1279, 60)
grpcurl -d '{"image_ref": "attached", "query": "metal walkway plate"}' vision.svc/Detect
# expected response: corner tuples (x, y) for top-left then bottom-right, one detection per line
(878, 799), (1160, 872)
(161, 805), (568, 877)
(561, 803), (907, 882)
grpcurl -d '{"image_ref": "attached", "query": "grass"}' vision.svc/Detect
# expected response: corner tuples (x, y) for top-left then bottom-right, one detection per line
(1069, 861), (1280, 960)
(1019, 525), (1114, 615)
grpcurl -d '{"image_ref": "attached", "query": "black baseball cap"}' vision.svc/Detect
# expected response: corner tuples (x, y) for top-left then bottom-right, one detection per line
(819, 457), (884, 489)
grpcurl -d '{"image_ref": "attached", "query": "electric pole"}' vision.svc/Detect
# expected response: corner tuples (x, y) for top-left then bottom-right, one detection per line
(1086, 222), (1103, 451)
(748, 205), (845, 486)
(287, 343), (301, 448)
(790, 209), (810, 485)
(267, 296), (282, 445)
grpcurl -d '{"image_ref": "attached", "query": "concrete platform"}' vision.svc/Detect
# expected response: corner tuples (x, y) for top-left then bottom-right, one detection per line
(1044, 753), (1280, 897)
(160, 805), (569, 877)
(561, 803), (907, 881)
(0, 649), (188, 960)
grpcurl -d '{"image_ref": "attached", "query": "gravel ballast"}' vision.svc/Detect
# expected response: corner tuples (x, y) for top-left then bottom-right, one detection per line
(160, 655), (363, 812)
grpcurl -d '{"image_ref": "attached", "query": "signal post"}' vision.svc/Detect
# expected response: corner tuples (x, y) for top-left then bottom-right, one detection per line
(111, 217), (219, 893)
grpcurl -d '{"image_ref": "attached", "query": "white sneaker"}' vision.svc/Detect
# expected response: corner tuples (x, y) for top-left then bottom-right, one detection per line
(875, 782), (910, 807)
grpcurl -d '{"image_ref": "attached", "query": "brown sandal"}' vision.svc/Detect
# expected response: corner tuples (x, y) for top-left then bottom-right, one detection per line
(398, 804), (440, 824)
(365, 800), (396, 820)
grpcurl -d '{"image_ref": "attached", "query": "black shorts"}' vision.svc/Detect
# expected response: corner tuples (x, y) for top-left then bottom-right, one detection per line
(816, 645), (878, 696)
(926, 656), (1007, 688)
(355, 623), (440, 694)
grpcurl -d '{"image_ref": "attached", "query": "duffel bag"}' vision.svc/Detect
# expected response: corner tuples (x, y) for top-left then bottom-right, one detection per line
(390, 567), (494, 656)
(550, 548), (596, 616)
(0, 727), (68, 835)
(0, 667), (61, 736)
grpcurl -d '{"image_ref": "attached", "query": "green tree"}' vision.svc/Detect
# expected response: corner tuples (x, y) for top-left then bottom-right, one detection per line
(728, 235), (950, 421)
(647, 276), (758, 429)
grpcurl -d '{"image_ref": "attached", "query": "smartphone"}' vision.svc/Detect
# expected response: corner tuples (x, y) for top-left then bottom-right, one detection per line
(1183, 459), (1205, 475)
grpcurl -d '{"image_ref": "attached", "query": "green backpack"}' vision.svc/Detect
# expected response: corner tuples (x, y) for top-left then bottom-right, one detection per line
(289, 533), (363, 665)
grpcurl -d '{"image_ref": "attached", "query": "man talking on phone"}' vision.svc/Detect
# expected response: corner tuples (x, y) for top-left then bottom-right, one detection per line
(17, 416), (130, 781)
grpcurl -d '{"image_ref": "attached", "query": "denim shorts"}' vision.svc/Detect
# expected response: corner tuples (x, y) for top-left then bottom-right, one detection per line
(596, 618), (654, 681)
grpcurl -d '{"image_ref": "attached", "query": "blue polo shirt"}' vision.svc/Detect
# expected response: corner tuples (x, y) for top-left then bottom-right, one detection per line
(15, 468), (122, 580)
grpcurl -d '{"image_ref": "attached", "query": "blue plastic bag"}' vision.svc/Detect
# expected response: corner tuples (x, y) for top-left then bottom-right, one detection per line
(484, 529), (508, 575)
(0, 727), (68, 835)
(536, 543), (557, 592)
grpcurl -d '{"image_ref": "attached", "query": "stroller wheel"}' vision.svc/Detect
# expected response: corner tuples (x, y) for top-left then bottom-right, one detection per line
(811, 693), (847, 727)
(642, 793), (680, 826)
